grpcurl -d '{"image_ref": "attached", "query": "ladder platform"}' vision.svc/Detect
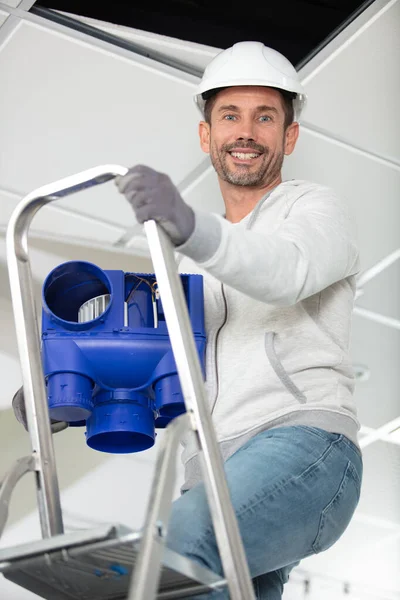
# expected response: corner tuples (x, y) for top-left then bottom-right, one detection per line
(0, 524), (227, 599)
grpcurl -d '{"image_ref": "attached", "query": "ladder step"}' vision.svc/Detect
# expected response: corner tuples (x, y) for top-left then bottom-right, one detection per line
(0, 525), (226, 599)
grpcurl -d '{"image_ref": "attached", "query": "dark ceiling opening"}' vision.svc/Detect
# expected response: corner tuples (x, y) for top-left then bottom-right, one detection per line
(32, 0), (373, 68)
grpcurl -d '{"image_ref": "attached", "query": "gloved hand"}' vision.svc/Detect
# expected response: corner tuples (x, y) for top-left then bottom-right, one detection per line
(115, 165), (195, 246)
(12, 387), (68, 434)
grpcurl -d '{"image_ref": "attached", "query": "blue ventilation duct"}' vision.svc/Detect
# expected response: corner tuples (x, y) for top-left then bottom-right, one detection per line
(41, 261), (205, 454)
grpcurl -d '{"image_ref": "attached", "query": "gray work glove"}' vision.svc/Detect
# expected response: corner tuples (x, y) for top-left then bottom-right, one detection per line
(12, 386), (68, 434)
(115, 165), (195, 246)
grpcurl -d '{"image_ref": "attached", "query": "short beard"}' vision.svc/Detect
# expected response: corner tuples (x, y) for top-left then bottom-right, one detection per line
(210, 140), (284, 187)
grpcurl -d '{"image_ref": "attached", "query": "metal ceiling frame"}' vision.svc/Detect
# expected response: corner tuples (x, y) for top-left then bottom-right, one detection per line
(353, 306), (400, 331)
(300, 122), (400, 173)
(0, 2), (200, 85)
(360, 415), (400, 448)
(299, 0), (398, 86)
(31, 5), (205, 79)
(0, 1), (35, 47)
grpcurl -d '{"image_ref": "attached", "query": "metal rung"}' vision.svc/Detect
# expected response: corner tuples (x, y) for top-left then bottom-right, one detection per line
(0, 525), (226, 599)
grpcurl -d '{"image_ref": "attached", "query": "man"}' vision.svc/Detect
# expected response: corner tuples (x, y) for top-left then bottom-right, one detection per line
(14, 42), (363, 599)
(114, 41), (363, 599)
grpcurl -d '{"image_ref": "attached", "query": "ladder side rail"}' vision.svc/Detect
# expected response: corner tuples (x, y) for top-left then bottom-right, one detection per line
(5, 165), (128, 539)
(142, 220), (256, 600)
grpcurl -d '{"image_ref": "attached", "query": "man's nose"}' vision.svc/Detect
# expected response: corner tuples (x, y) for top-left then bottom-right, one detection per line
(235, 117), (256, 141)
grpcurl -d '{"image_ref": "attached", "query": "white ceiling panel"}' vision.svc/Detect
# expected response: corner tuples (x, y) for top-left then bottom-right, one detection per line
(0, 190), (125, 244)
(351, 315), (400, 428)
(28, 236), (154, 274)
(357, 258), (400, 320)
(283, 130), (400, 272)
(0, 351), (21, 409)
(180, 162), (225, 215)
(0, 294), (19, 356)
(1, 0), (19, 7)
(300, 0), (400, 162)
(356, 441), (400, 527)
(0, 19), (204, 232)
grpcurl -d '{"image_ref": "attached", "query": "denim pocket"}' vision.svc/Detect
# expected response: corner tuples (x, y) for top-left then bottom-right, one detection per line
(312, 460), (361, 553)
(295, 425), (342, 442)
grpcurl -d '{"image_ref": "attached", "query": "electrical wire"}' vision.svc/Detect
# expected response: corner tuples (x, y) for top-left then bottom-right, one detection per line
(125, 275), (159, 328)
(125, 275), (155, 303)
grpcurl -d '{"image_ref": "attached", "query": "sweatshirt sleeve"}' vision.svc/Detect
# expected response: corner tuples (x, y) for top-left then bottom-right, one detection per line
(176, 186), (360, 306)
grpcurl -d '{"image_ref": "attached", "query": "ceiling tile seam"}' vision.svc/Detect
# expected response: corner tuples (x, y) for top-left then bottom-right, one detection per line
(0, 2), (199, 88)
(361, 434), (400, 447)
(359, 415), (400, 448)
(0, 185), (126, 233)
(356, 248), (400, 289)
(1, 205), (124, 235)
(113, 225), (144, 248)
(178, 160), (214, 199)
(0, 10), (22, 50)
(359, 425), (400, 447)
(16, 0), (36, 9)
(353, 306), (400, 331)
(359, 425), (374, 435)
(0, 224), (151, 257)
(299, 0), (397, 86)
(301, 123), (400, 172)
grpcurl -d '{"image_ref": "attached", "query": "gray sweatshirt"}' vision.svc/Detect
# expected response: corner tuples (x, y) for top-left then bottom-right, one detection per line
(176, 179), (361, 491)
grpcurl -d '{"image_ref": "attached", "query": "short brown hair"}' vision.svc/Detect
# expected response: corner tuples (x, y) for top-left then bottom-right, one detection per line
(203, 87), (295, 129)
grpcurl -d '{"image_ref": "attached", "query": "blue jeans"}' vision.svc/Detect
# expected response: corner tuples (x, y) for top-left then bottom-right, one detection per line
(167, 426), (363, 599)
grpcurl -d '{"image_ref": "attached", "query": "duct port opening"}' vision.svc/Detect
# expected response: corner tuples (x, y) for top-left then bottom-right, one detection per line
(43, 261), (112, 327)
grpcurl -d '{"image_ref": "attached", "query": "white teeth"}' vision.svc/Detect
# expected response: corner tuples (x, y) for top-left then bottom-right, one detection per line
(230, 152), (260, 159)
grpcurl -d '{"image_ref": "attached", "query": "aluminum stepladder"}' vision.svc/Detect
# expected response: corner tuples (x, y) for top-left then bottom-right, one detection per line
(0, 165), (256, 600)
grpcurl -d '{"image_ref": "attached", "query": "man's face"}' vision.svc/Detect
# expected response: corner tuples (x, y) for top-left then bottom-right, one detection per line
(199, 86), (298, 188)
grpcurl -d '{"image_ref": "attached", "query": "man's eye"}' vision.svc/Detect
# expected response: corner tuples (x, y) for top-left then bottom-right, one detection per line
(259, 115), (272, 122)
(224, 114), (236, 121)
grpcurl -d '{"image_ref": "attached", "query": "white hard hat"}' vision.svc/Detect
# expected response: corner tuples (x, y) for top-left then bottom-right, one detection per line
(194, 41), (307, 122)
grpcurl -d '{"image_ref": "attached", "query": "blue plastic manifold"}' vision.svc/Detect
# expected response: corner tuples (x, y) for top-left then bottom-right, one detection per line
(41, 261), (205, 454)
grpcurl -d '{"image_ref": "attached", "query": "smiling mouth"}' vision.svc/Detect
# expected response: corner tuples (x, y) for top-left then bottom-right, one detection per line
(228, 151), (262, 163)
